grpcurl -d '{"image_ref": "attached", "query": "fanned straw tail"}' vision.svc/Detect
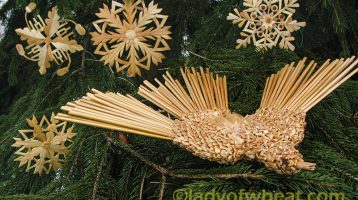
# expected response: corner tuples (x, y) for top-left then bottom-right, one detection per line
(260, 56), (358, 112)
(138, 67), (229, 119)
(55, 89), (174, 140)
(55, 67), (228, 140)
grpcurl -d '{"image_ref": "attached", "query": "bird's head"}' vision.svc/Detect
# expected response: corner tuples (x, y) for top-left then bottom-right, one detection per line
(265, 145), (316, 174)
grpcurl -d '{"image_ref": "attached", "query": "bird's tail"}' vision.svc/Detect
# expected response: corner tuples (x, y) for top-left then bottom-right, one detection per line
(55, 89), (174, 140)
(260, 56), (358, 112)
(55, 67), (229, 140)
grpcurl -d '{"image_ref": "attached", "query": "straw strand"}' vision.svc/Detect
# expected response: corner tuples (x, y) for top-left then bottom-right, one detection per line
(260, 56), (358, 112)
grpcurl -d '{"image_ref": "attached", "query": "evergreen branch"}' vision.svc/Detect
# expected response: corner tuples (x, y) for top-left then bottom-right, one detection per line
(330, 165), (358, 182)
(159, 174), (166, 200)
(85, 59), (103, 63)
(316, 124), (356, 160)
(116, 76), (137, 92)
(330, 105), (353, 120)
(90, 156), (104, 200)
(66, 141), (83, 180)
(353, 112), (357, 122)
(332, 1), (341, 26)
(0, 135), (10, 146)
(85, 50), (98, 59)
(33, 66), (82, 112)
(90, 138), (108, 200)
(81, 41), (87, 70)
(185, 48), (227, 62)
(204, 25), (223, 50)
(104, 134), (264, 180)
(139, 175), (146, 200)
(66, 134), (102, 180)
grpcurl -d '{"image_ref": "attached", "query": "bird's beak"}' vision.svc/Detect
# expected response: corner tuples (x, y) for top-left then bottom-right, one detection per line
(297, 161), (316, 171)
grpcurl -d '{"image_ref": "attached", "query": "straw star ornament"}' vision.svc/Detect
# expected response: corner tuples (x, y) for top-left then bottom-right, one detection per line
(12, 113), (76, 175)
(90, 0), (172, 77)
(227, 0), (306, 51)
(15, 3), (85, 76)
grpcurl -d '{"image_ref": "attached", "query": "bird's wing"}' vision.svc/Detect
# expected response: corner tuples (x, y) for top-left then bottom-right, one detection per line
(55, 67), (229, 141)
(259, 56), (358, 113)
(138, 67), (230, 119)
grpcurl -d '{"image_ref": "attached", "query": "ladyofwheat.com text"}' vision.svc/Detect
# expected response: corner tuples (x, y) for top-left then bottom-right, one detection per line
(172, 188), (345, 200)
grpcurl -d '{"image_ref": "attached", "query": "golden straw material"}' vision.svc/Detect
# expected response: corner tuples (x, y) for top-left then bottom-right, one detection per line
(173, 108), (311, 174)
(12, 113), (76, 175)
(25, 2), (36, 13)
(90, 0), (171, 77)
(15, 3), (85, 76)
(56, 57), (357, 174)
(227, 0), (306, 51)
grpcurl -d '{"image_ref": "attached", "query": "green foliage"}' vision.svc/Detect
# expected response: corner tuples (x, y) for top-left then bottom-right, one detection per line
(0, 0), (357, 199)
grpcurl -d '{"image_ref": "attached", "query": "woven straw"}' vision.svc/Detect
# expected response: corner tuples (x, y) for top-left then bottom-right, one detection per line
(173, 108), (306, 174)
(57, 57), (357, 174)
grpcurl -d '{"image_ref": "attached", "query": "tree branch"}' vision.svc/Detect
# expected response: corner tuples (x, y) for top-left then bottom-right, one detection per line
(90, 148), (105, 200)
(331, 165), (358, 182)
(185, 48), (226, 62)
(159, 174), (166, 200)
(104, 134), (264, 180)
(139, 175), (146, 200)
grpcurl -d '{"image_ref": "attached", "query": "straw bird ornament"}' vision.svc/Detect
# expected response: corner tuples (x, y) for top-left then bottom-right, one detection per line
(12, 113), (76, 175)
(15, 3), (85, 76)
(90, 0), (171, 77)
(56, 57), (358, 174)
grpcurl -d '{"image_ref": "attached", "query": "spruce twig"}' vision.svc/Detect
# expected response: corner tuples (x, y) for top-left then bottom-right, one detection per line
(332, 1), (341, 26)
(66, 141), (83, 180)
(159, 174), (166, 200)
(66, 134), (102, 180)
(90, 159), (103, 200)
(316, 125), (355, 160)
(185, 48), (227, 62)
(331, 166), (358, 182)
(90, 145), (106, 200)
(85, 58), (103, 63)
(139, 175), (146, 200)
(104, 134), (264, 180)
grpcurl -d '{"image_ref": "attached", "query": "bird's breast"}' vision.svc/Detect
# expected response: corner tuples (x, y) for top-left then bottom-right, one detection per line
(172, 109), (250, 163)
(172, 108), (308, 174)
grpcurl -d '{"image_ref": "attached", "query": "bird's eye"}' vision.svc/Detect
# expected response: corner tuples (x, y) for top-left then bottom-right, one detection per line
(282, 159), (289, 167)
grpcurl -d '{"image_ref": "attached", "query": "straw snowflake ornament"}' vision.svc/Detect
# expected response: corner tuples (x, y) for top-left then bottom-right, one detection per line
(15, 3), (85, 76)
(90, 0), (171, 77)
(227, 0), (306, 51)
(12, 113), (76, 175)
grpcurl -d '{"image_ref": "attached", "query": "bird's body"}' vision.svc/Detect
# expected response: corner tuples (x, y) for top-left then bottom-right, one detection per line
(56, 57), (358, 174)
(172, 108), (308, 174)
